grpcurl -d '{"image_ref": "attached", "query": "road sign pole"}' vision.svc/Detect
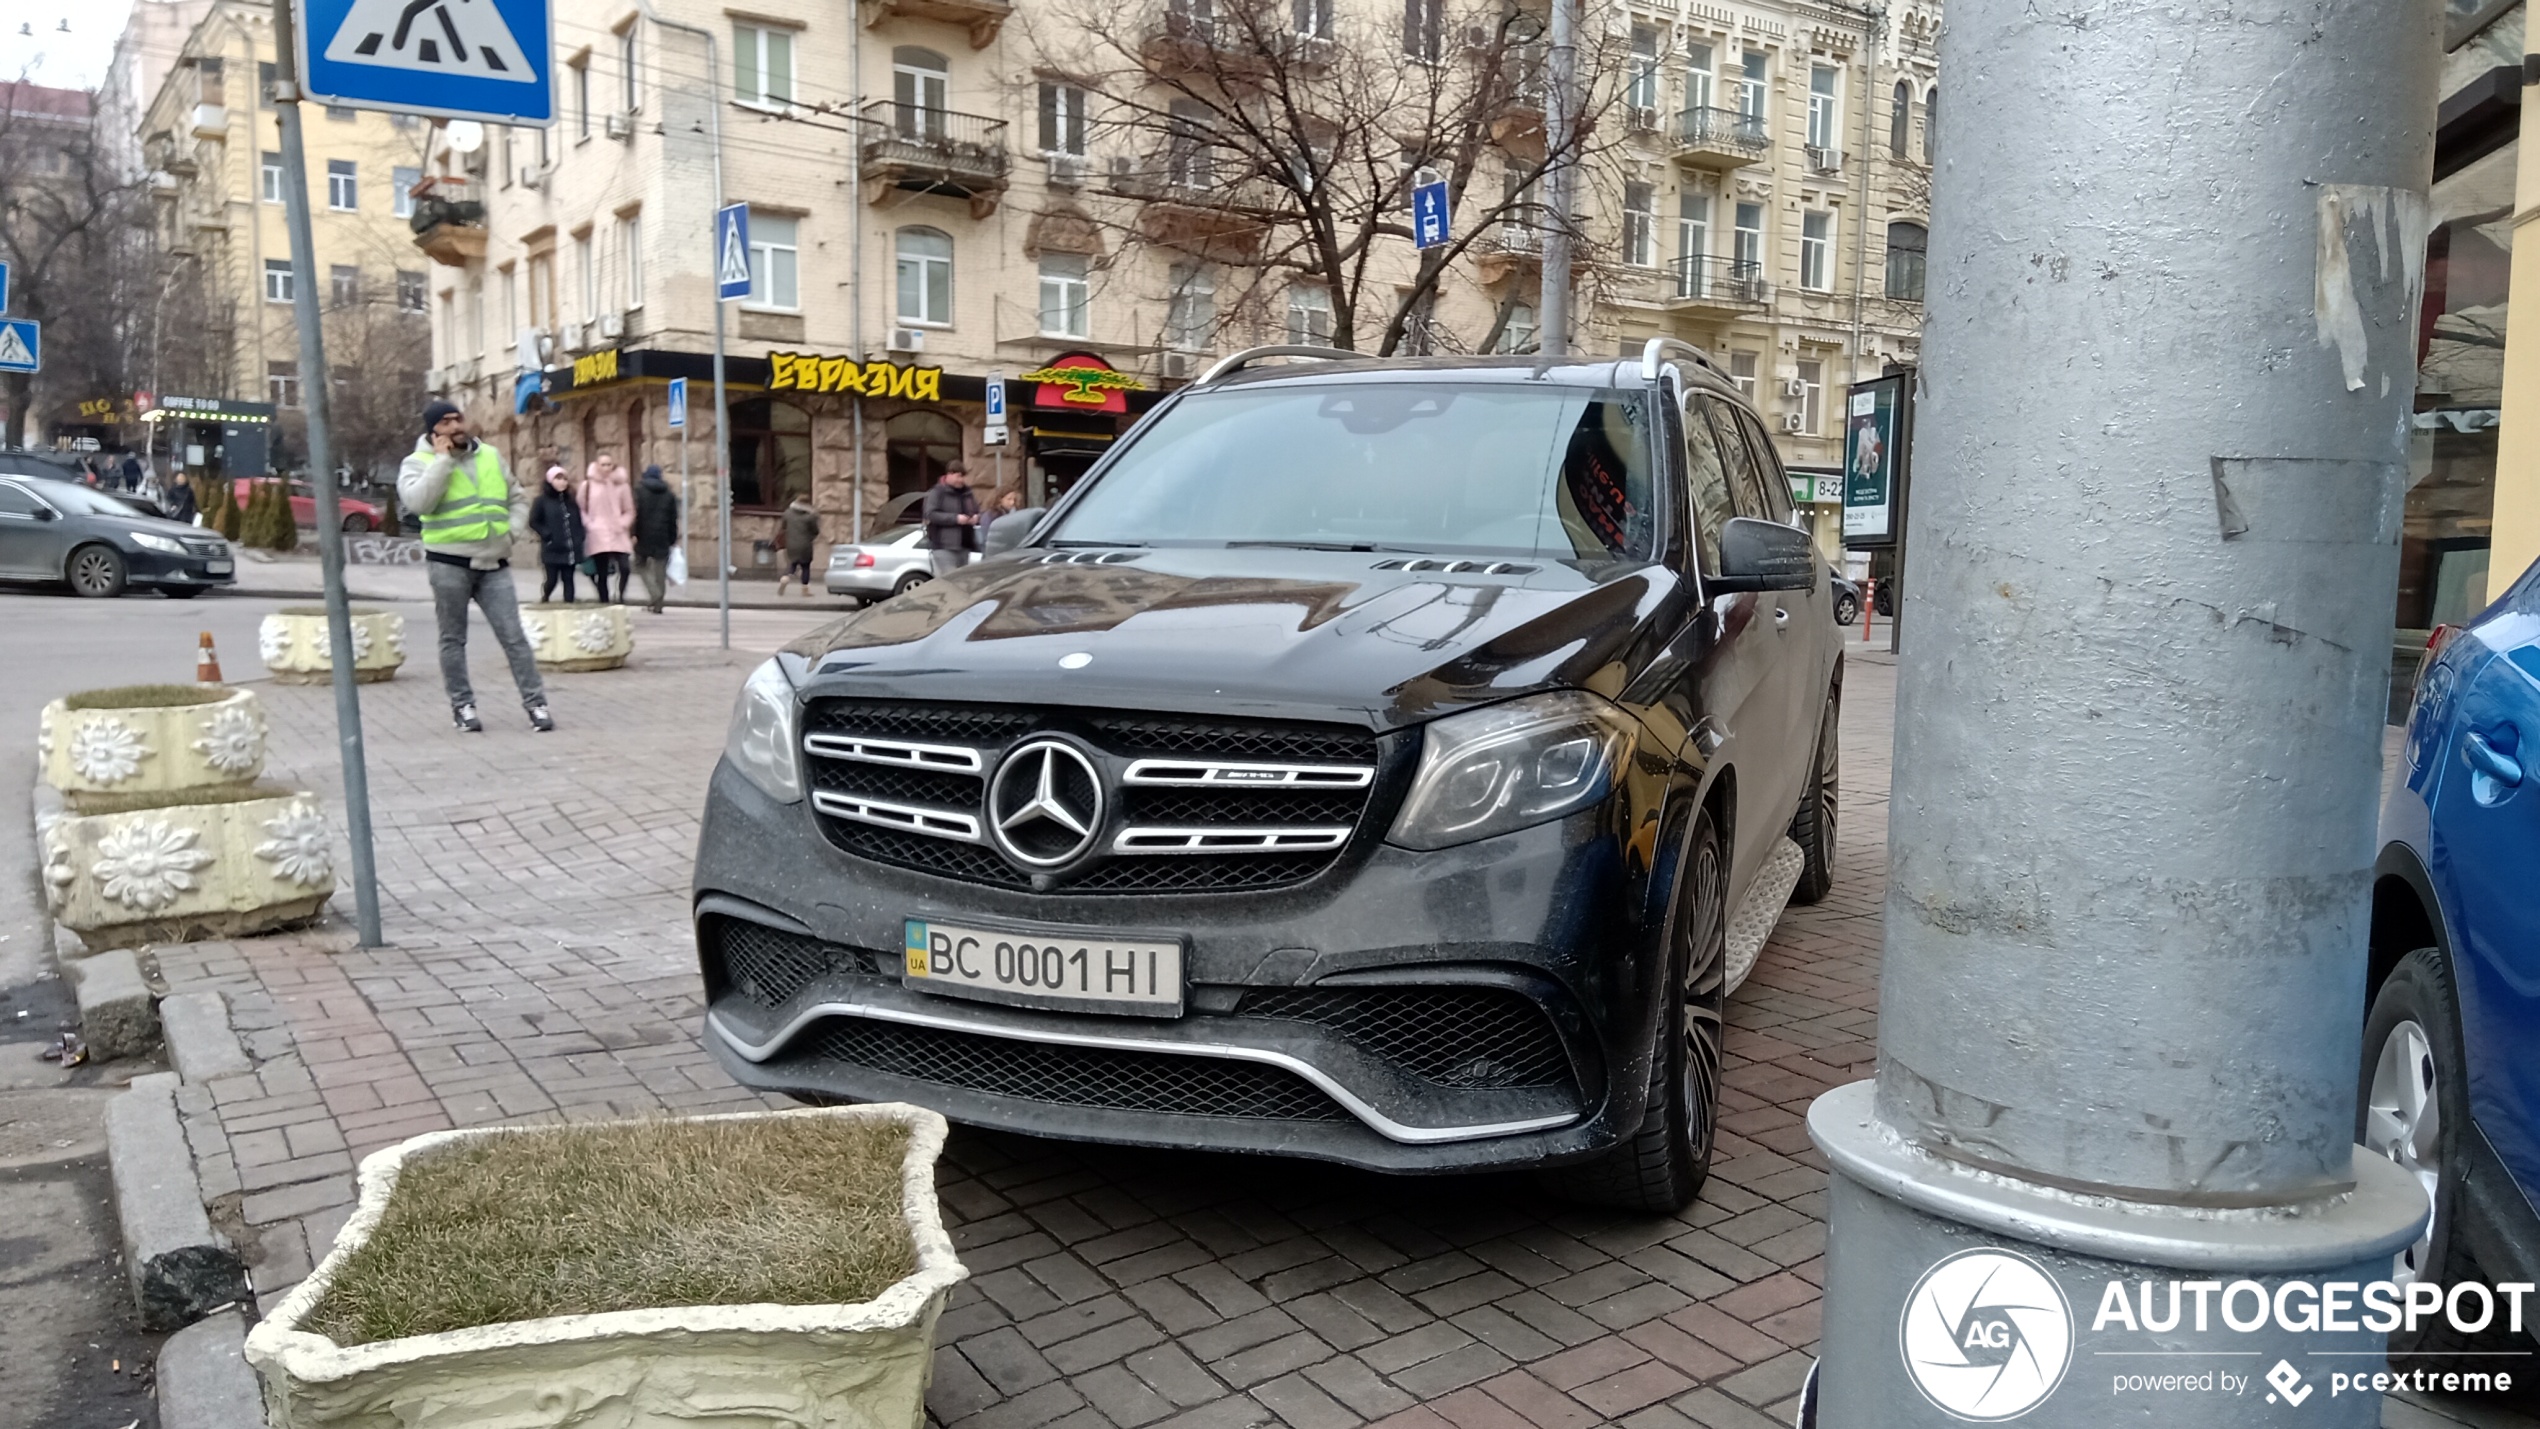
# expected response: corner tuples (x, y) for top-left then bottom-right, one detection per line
(715, 206), (750, 651)
(272, 0), (383, 950)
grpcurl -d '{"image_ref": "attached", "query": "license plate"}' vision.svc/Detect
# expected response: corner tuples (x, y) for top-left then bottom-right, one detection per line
(903, 918), (1183, 1015)
(206, 561), (233, 575)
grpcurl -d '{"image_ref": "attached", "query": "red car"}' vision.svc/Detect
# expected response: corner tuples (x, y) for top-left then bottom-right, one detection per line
(232, 479), (382, 532)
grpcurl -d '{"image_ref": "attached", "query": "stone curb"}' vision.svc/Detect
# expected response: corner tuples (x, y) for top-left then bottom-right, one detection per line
(158, 1307), (265, 1429)
(162, 991), (251, 1082)
(69, 947), (159, 1060)
(106, 1071), (248, 1332)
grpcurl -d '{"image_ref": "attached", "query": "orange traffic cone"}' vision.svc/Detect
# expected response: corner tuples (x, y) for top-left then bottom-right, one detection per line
(197, 631), (223, 684)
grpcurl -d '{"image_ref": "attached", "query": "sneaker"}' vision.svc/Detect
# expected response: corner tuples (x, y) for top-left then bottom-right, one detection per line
(527, 700), (555, 733)
(453, 702), (483, 733)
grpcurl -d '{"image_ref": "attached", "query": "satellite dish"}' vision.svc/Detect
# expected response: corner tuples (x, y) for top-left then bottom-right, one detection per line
(445, 121), (485, 154)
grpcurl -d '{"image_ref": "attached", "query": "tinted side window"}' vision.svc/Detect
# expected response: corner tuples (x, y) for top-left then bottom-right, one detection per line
(1733, 407), (1797, 523)
(0, 482), (42, 516)
(1699, 394), (1771, 521)
(1681, 394), (1734, 577)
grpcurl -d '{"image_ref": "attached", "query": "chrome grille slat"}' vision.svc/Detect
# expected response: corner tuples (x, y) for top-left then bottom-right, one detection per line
(802, 732), (984, 774)
(1113, 826), (1354, 855)
(809, 789), (983, 841)
(1122, 758), (1373, 790)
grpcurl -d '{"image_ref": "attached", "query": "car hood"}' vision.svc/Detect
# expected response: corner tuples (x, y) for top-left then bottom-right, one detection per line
(108, 510), (220, 541)
(787, 547), (1683, 730)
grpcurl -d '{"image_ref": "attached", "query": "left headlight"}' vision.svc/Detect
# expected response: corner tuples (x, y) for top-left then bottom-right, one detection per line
(1388, 691), (1639, 851)
(131, 532), (186, 554)
(724, 657), (804, 804)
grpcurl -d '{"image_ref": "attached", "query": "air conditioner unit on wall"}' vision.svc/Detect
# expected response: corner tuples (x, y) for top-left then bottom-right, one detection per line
(604, 112), (633, 141)
(1782, 376), (1808, 397)
(598, 312), (625, 340)
(1628, 106), (1659, 134)
(888, 327), (926, 353)
(1780, 412), (1806, 434)
(560, 321), (586, 352)
(1164, 351), (1198, 379)
(1807, 146), (1843, 174)
(1047, 154), (1086, 188)
(518, 166), (546, 190)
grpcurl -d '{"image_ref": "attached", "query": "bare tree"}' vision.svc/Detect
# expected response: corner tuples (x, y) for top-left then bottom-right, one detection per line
(0, 79), (151, 445)
(322, 285), (433, 484)
(1021, 0), (1629, 356)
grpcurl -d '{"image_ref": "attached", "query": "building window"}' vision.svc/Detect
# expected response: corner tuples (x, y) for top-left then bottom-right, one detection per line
(1795, 359), (1823, 435)
(1166, 263), (1214, 351)
(1167, 100), (1214, 187)
(528, 250), (555, 330)
(1675, 193), (1710, 297)
(329, 265), (360, 307)
(1806, 65), (1839, 152)
(734, 23), (795, 107)
(1800, 210), (1832, 290)
(1885, 219), (1927, 301)
(575, 231), (596, 319)
(1622, 182), (1656, 268)
(884, 410), (964, 502)
(1890, 80), (1911, 157)
(1286, 284), (1333, 345)
(1728, 351), (1757, 397)
(1495, 303), (1538, 353)
(748, 212), (799, 310)
(1683, 40), (1714, 113)
(397, 270), (427, 313)
(1293, 0), (1331, 38)
(1627, 25), (1659, 112)
(268, 361), (301, 409)
(1039, 254), (1090, 337)
(729, 398), (811, 510)
(894, 225), (951, 324)
(497, 266), (517, 335)
(1733, 201), (1764, 275)
(260, 151), (283, 204)
(1924, 84), (1938, 162)
(572, 58), (591, 139)
(892, 47), (949, 139)
(1402, 0), (1443, 62)
(1038, 81), (1086, 155)
(619, 213), (644, 308)
(264, 259), (294, 304)
(392, 165), (420, 218)
(619, 25), (640, 112)
(1737, 49), (1767, 124)
(326, 159), (356, 211)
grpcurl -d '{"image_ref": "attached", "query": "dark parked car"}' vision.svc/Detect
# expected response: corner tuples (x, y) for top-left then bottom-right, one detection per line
(1831, 571), (1862, 627)
(0, 474), (235, 598)
(2369, 552), (2540, 1360)
(694, 344), (1844, 1211)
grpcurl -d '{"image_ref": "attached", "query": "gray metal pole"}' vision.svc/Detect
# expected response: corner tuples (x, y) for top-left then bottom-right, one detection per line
(269, 0), (383, 950)
(1807, 4), (2439, 1425)
(1535, 0), (1574, 358)
(715, 299), (730, 649)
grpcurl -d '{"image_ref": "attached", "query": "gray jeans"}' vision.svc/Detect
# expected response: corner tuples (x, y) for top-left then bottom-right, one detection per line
(633, 554), (669, 612)
(427, 559), (547, 710)
(929, 548), (971, 577)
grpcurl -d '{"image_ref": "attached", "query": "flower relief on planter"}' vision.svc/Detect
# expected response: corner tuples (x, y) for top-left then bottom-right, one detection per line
(94, 818), (214, 911)
(573, 611), (618, 654)
(255, 801), (334, 888)
(70, 717), (150, 786)
(193, 704), (268, 776)
(259, 617), (293, 666)
(521, 613), (548, 645)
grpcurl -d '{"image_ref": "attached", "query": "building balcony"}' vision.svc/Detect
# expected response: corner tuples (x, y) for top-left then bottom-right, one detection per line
(1672, 107), (1768, 169)
(1661, 255), (1773, 312)
(1475, 226), (1542, 284)
(1138, 10), (1327, 75)
(858, 102), (1010, 217)
(190, 103), (226, 139)
(408, 177), (486, 267)
(862, 0), (1011, 47)
(1105, 154), (1275, 255)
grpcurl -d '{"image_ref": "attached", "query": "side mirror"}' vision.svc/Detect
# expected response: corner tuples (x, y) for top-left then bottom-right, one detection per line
(1707, 516), (1816, 594)
(33, 506), (57, 521)
(983, 507), (1048, 556)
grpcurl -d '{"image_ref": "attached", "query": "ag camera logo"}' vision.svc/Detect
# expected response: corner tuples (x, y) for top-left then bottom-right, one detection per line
(1900, 1249), (2075, 1421)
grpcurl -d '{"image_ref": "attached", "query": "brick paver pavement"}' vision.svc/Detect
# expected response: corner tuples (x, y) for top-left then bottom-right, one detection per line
(152, 614), (1895, 1429)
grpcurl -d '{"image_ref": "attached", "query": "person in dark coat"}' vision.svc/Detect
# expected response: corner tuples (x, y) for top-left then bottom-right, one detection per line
(162, 471), (200, 525)
(630, 464), (680, 614)
(527, 465), (586, 602)
(777, 495), (819, 597)
(921, 460), (980, 577)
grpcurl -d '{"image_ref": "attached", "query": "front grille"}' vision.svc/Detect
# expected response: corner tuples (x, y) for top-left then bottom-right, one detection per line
(801, 699), (1382, 894)
(1241, 987), (1574, 1090)
(711, 919), (892, 1009)
(803, 1019), (1348, 1121)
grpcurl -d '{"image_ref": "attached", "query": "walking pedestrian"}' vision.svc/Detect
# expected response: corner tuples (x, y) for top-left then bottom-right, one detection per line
(578, 453), (634, 603)
(922, 460), (980, 577)
(118, 450), (146, 492)
(631, 463), (679, 614)
(400, 399), (554, 734)
(162, 470), (199, 525)
(777, 493), (819, 597)
(527, 465), (586, 602)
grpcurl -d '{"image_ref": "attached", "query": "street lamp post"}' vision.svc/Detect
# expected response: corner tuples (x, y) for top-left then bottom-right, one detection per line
(1807, 3), (2442, 1426)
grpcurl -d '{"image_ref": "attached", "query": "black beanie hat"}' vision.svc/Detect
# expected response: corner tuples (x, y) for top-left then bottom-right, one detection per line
(421, 398), (462, 434)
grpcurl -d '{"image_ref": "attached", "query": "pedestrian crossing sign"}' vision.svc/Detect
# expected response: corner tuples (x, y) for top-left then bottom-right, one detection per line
(299, 0), (553, 125)
(716, 205), (753, 300)
(666, 377), (688, 429)
(0, 319), (39, 374)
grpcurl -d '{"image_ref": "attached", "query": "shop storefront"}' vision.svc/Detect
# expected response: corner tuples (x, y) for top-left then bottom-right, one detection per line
(1016, 351), (1156, 504)
(140, 394), (275, 482)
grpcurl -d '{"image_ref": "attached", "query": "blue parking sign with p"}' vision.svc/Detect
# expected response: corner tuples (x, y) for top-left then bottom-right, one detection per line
(298, 0), (554, 124)
(666, 377), (688, 429)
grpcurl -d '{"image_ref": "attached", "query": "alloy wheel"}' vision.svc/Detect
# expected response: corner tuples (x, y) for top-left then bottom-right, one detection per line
(69, 547), (123, 598)
(1680, 827), (1726, 1170)
(2365, 1018), (2442, 1284)
(1814, 705), (1839, 856)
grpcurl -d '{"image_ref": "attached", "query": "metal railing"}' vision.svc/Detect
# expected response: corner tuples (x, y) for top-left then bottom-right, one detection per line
(855, 100), (1009, 180)
(1105, 152), (1277, 210)
(407, 177), (485, 234)
(1674, 106), (1768, 155)
(1667, 254), (1771, 304)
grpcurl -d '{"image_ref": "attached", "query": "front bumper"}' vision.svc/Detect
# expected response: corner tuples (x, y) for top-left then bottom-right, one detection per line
(692, 759), (1671, 1173)
(126, 546), (236, 588)
(824, 565), (902, 596)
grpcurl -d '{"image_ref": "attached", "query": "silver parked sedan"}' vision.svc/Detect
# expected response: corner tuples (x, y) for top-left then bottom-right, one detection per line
(824, 524), (935, 603)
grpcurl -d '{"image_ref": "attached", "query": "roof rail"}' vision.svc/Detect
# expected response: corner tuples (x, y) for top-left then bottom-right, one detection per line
(1640, 337), (1718, 384)
(1196, 344), (1363, 385)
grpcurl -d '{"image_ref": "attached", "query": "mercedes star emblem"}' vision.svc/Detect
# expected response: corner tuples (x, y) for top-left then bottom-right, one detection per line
(989, 739), (1105, 867)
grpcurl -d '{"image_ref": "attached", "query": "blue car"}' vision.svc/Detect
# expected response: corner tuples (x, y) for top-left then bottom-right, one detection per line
(2370, 552), (2540, 1359)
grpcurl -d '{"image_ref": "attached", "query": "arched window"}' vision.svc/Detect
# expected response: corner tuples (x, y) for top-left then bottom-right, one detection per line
(1923, 85), (1938, 162)
(1885, 220), (1927, 302)
(730, 397), (811, 511)
(885, 410), (964, 510)
(1890, 80), (1911, 157)
(896, 226), (953, 325)
(892, 46), (948, 138)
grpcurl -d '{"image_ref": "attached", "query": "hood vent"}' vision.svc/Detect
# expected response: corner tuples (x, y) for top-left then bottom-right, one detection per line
(1371, 557), (1539, 576)
(1038, 549), (1147, 566)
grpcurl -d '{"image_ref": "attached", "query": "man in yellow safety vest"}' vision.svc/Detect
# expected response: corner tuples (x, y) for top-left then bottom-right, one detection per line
(399, 399), (553, 733)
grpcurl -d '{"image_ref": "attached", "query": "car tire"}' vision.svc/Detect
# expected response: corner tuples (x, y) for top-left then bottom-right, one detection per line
(1872, 582), (1894, 617)
(1833, 592), (1859, 627)
(1545, 809), (1723, 1213)
(66, 544), (127, 599)
(2359, 949), (2520, 1364)
(160, 585), (208, 599)
(343, 513), (372, 533)
(891, 572), (930, 598)
(1788, 693), (1838, 905)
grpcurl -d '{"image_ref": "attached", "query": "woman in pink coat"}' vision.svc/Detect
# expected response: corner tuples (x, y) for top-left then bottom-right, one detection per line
(578, 454), (636, 603)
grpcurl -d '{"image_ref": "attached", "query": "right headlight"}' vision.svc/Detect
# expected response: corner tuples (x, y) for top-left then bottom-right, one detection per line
(1388, 691), (1639, 851)
(723, 657), (804, 804)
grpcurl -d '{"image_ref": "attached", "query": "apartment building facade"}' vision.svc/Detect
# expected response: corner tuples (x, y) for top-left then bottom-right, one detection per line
(415, 0), (1935, 573)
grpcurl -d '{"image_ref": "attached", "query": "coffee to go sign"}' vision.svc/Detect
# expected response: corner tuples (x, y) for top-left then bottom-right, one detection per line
(768, 352), (944, 400)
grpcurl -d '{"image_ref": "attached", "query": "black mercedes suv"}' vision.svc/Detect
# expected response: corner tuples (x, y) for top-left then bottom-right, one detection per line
(694, 343), (1844, 1210)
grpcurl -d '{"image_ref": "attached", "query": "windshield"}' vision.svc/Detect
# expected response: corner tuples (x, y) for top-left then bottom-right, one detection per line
(31, 481), (162, 519)
(1048, 383), (1658, 561)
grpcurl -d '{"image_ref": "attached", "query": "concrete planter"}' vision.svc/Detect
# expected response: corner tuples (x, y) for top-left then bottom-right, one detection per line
(39, 685), (266, 797)
(245, 1104), (965, 1429)
(40, 791), (335, 952)
(523, 604), (633, 671)
(261, 607), (407, 684)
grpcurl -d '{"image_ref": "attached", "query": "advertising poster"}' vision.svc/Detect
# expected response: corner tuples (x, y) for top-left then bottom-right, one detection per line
(1843, 377), (1901, 545)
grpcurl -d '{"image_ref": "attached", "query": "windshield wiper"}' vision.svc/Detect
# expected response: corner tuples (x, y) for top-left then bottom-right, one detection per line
(1223, 540), (1421, 553)
(1045, 538), (1149, 548)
